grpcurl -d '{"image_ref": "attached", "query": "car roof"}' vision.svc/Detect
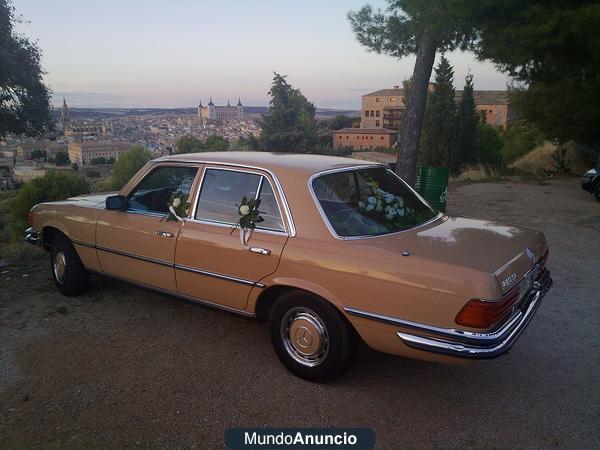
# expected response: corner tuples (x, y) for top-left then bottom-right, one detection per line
(155, 151), (382, 177)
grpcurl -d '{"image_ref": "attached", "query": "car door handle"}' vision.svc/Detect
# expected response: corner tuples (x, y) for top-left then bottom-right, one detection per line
(155, 231), (175, 238)
(249, 247), (271, 256)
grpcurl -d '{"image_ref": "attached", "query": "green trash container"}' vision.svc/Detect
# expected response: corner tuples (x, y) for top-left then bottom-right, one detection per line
(415, 166), (449, 212)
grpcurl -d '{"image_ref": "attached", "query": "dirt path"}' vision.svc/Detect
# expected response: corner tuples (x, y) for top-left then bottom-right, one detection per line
(0, 178), (598, 448)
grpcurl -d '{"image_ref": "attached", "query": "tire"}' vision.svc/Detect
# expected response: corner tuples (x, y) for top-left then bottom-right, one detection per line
(50, 233), (89, 296)
(269, 290), (358, 382)
(594, 181), (600, 202)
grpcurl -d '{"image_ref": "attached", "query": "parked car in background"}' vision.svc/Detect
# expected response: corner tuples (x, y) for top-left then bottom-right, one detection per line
(581, 167), (600, 201)
(25, 152), (553, 382)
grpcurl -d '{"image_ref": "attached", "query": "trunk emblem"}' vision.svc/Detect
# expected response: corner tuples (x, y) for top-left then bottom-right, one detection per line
(501, 273), (517, 289)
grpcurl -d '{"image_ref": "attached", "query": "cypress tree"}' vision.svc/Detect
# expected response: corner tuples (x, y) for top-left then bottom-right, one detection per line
(419, 56), (457, 171)
(456, 73), (479, 169)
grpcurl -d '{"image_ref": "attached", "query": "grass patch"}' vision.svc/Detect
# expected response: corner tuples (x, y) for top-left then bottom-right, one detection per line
(0, 241), (45, 268)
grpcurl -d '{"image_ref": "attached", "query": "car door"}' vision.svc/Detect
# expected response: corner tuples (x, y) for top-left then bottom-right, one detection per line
(175, 165), (290, 310)
(96, 163), (201, 291)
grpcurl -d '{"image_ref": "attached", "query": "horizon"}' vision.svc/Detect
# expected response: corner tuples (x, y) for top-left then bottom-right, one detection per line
(15, 0), (510, 110)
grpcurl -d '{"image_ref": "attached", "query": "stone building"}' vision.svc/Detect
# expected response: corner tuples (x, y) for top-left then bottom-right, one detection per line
(68, 140), (132, 166)
(360, 85), (511, 133)
(332, 128), (398, 151)
(198, 98), (244, 123)
(61, 99), (113, 137)
(16, 141), (68, 160)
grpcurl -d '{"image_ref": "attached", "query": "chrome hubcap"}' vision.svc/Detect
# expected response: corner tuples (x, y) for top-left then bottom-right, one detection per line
(53, 249), (66, 284)
(281, 307), (329, 367)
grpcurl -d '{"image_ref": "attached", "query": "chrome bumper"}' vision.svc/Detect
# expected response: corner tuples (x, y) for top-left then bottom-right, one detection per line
(25, 227), (41, 246)
(346, 270), (553, 360)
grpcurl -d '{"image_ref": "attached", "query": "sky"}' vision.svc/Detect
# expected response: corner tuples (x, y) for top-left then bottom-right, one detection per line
(14, 0), (510, 109)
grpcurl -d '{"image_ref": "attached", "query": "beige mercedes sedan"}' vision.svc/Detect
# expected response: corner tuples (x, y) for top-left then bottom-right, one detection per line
(26, 152), (552, 382)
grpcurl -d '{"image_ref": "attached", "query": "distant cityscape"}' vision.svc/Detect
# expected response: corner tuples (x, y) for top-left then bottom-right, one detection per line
(0, 84), (508, 188)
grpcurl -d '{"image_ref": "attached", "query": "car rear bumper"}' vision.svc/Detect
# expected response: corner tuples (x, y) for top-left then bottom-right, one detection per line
(25, 227), (41, 246)
(345, 269), (553, 360)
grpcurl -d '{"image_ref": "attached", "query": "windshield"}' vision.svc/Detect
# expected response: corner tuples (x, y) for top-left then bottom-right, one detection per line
(311, 167), (438, 238)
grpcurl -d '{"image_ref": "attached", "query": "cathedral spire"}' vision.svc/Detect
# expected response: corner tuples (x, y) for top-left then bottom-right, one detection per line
(61, 98), (70, 134)
(237, 97), (243, 106)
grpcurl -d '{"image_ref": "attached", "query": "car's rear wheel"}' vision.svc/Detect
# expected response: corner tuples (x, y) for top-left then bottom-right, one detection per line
(269, 290), (358, 382)
(50, 233), (89, 296)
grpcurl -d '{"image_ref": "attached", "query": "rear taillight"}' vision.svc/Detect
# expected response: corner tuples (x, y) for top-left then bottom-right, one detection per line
(27, 209), (34, 226)
(455, 288), (520, 329)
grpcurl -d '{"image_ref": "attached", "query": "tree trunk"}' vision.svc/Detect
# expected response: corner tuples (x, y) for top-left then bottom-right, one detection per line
(396, 31), (438, 187)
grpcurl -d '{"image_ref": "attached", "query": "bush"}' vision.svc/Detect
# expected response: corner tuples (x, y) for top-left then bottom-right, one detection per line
(91, 157), (107, 165)
(175, 134), (230, 154)
(30, 149), (45, 160)
(86, 170), (101, 178)
(501, 121), (545, 164)
(9, 171), (89, 236)
(474, 123), (503, 167)
(55, 151), (70, 166)
(111, 145), (152, 190)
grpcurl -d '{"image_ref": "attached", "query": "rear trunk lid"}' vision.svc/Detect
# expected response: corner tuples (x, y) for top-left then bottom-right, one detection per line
(372, 215), (548, 295)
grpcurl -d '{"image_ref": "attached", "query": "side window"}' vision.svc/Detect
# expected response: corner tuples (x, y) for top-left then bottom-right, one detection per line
(195, 169), (260, 224)
(256, 180), (285, 232)
(127, 166), (198, 214)
(195, 168), (285, 232)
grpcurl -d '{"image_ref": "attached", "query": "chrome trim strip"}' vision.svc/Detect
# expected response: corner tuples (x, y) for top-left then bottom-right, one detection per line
(174, 263), (266, 288)
(88, 269), (256, 318)
(71, 238), (95, 248)
(344, 306), (525, 346)
(184, 217), (288, 236)
(124, 210), (166, 218)
(96, 245), (173, 267)
(188, 164), (292, 236)
(307, 165), (442, 240)
(346, 271), (552, 359)
(397, 288), (544, 359)
(255, 176), (264, 201)
(95, 245), (266, 288)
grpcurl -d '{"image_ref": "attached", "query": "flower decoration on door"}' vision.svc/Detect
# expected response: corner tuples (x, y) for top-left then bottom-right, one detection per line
(164, 192), (190, 222)
(235, 196), (264, 248)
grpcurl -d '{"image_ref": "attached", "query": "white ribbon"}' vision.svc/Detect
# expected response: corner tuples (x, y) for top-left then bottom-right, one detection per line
(168, 205), (185, 222)
(239, 228), (253, 249)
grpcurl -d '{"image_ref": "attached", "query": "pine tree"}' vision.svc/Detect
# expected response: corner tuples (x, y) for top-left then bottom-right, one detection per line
(259, 73), (319, 153)
(419, 56), (457, 171)
(1, 0), (54, 137)
(456, 73), (479, 169)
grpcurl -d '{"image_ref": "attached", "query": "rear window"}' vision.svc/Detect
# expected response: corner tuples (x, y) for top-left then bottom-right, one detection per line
(311, 167), (437, 238)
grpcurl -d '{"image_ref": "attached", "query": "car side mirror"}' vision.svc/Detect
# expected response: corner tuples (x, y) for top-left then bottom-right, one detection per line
(106, 195), (126, 211)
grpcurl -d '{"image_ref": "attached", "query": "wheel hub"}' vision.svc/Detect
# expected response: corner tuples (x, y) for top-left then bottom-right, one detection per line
(281, 308), (329, 367)
(53, 249), (66, 284)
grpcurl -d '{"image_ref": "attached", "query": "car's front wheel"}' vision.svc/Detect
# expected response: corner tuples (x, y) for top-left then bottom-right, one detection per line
(594, 181), (600, 201)
(269, 290), (358, 382)
(50, 233), (89, 296)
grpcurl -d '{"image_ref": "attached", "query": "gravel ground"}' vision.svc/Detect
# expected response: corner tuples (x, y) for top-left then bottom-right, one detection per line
(0, 177), (598, 448)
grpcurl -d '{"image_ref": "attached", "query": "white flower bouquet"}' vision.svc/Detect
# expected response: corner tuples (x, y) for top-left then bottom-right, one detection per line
(164, 191), (190, 222)
(357, 179), (415, 224)
(235, 196), (264, 247)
